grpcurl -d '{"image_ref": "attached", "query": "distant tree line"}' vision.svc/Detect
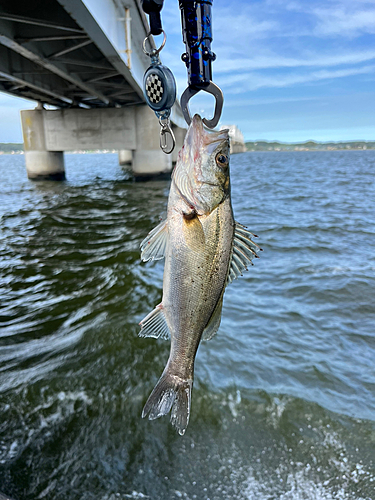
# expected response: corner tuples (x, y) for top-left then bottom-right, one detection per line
(0, 143), (24, 153)
(245, 140), (375, 151)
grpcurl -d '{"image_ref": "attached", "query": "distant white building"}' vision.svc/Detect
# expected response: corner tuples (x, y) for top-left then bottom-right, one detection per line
(220, 124), (247, 154)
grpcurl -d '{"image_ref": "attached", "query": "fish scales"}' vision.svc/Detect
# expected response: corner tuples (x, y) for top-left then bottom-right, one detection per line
(139, 114), (260, 435)
(164, 197), (234, 379)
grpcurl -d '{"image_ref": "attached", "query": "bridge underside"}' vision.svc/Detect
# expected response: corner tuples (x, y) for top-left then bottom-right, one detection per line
(0, 0), (146, 108)
(0, 0), (188, 180)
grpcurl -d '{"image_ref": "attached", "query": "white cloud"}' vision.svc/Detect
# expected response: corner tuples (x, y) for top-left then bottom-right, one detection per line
(218, 64), (375, 92)
(215, 50), (375, 73)
(253, 0), (375, 39)
(313, 7), (375, 37)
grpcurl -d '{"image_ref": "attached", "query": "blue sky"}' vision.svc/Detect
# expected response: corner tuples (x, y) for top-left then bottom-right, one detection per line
(1, 0), (375, 142)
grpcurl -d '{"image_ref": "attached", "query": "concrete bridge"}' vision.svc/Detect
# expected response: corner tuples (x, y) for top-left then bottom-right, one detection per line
(0, 0), (186, 179)
(220, 125), (247, 154)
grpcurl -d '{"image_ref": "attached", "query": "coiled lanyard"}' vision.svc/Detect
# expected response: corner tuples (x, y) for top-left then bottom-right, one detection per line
(142, 31), (176, 154)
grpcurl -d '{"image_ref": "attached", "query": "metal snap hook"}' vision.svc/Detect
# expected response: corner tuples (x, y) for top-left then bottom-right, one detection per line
(180, 81), (224, 129)
(159, 117), (175, 154)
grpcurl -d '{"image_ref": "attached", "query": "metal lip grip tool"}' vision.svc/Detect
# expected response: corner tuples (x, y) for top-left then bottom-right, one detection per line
(179, 0), (223, 129)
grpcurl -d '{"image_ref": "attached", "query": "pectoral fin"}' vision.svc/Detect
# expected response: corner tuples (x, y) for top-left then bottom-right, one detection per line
(139, 304), (170, 340)
(140, 219), (168, 262)
(227, 223), (261, 285)
(202, 293), (224, 341)
(182, 214), (205, 252)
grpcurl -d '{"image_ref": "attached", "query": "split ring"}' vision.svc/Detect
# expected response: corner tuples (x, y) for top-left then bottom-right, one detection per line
(142, 29), (167, 57)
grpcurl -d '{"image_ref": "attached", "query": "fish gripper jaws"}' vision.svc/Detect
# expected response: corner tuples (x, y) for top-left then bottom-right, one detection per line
(180, 82), (224, 129)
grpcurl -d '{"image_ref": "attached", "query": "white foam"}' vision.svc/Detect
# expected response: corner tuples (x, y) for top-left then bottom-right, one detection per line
(101, 492), (150, 499)
(240, 466), (371, 500)
(0, 390), (93, 465)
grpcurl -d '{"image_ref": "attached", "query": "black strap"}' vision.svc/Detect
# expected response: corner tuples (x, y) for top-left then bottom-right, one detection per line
(141, 0), (164, 36)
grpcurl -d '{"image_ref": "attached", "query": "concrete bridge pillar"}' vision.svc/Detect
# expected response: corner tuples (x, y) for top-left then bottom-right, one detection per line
(21, 109), (65, 181)
(172, 125), (186, 164)
(132, 106), (172, 179)
(118, 150), (133, 165)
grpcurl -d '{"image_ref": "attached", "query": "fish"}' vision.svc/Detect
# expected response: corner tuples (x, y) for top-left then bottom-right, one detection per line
(139, 114), (260, 435)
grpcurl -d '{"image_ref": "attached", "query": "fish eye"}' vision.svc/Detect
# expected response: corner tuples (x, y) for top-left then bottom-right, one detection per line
(216, 153), (229, 169)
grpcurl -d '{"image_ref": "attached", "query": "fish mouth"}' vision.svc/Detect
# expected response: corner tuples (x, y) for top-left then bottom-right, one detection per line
(186, 114), (229, 152)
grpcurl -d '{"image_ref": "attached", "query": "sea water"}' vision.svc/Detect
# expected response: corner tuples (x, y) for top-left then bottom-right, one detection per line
(0, 151), (374, 499)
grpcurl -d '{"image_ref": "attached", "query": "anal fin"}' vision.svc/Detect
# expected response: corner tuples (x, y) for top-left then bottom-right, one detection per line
(202, 293), (224, 341)
(139, 304), (170, 340)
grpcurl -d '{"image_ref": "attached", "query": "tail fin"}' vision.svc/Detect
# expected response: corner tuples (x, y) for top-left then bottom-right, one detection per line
(142, 370), (193, 436)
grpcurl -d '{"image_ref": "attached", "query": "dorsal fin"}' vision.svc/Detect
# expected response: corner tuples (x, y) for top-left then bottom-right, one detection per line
(140, 219), (168, 262)
(227, 223), (261, 285)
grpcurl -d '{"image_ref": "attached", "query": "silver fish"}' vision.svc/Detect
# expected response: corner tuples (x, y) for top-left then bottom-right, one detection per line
(139, 114), (260, 435)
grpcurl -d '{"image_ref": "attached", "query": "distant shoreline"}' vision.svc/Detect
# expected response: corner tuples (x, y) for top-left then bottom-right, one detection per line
(1, 141), (374, 154)
(0, 145), (119, 155)
(245, 140), (375, 152)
